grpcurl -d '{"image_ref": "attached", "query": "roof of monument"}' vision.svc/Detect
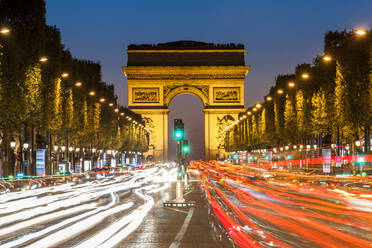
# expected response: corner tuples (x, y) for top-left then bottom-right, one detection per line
(128, 40), (244, 50)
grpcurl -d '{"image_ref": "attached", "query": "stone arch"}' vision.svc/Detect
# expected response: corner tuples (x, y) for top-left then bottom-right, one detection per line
(164, 85), (208, 107)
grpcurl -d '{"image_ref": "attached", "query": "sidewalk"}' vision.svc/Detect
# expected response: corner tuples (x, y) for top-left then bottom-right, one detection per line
(117, 182), (225, 248)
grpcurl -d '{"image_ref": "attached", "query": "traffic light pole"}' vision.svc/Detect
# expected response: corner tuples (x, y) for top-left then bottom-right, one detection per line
(163, 119), (195, 207)
(176, 140), (184, 202)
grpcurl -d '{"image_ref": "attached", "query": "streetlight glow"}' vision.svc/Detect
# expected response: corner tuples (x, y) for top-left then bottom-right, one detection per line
(266, 96), (272, 101)
(99, 98), (105, 103)
(39, 56), (48, 63)
(323, 55), (332, 62)
(109, 103), (114, 107)
(0, 27), (10, 34)
(288, 81), (295, 87)
(247, 111), (252, 115)
(277, 89), (284, 94)
(114, 108), (119, 112)
(256, 103), (261, 108)
(355, 29), (367, 36)
(120, 112), (124, 116)
(75, 81), (82, 87)
(89, 91), (95, 96)
(23, 143), (29, 149)
(61, 73), (69, 78)
(301, 73), (309, 79)
(10, 141), (16, 148)
(253, 108), (257, 111)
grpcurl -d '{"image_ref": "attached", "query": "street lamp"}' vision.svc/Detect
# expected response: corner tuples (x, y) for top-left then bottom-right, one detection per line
(323, 55), (332, 62)
(99, 98), (105, 103)
(252, 108), (257, 112)
(61, 73), (69, 78)
(255, 103), (261, 108)
(109, 103), (114, 107)
(0, 27), (10, 34)
(355, 29), (367, 36)
(75, 81), (82, 87)
(23, 143), (29, 149)
(89, 91), (95, 96)
(39, 56), (48, 63)
(266, 96), (272, 101)
(10, 141), (16, 149)
(301, 73), (309, 79)
(288, 81), (295, 87)
(114, 108), (119, 113)
(277, 89), (284, 94)
(61, 146), (66, 152)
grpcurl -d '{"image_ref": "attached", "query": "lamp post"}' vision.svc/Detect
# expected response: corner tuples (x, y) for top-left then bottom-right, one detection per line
(9, 141), (16, 177)
(22, 143), (29, 176)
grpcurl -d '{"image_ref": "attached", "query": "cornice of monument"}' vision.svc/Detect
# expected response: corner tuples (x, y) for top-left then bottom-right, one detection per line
(122, 65), (250, 80)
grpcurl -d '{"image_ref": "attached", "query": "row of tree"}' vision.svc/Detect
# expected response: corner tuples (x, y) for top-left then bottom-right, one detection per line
(0, 0), (149, 177)
(225, 29), (372, 155)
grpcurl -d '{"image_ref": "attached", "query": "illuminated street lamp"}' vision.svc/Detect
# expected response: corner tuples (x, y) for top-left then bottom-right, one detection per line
(0, 27), (10, 34)
(39, 56), (48, 63)
(61, 73), (69, 78)
(23, 143), (29, 149)
(109, 103), (114, 107)
(89, 91), (95, 96)
(10, 141), (16, 149)
(255, 103), (261, 108)
(252, 108), (257, 112)
(355, 29), (367, 36)
(266, 96), (272, 101)
(288, 81), (295, 88)
(114, 108), (119, 113)
(120, 112), (124, 116)
(301, 73), (309, 79)
(99, 98), (105, 103)
(247, 111), (252, 115)
(75, 81), (82, 87)
(54, 145), (58, 151)
(323, 55), (332, 62)
(277, 89), (284, 94)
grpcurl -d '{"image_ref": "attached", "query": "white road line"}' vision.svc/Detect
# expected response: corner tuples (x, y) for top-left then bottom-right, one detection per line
(169, 207), (195, 248)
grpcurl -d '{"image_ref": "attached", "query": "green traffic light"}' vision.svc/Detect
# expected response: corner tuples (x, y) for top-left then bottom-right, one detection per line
(183, 146), (189, 153)
(174, 130), (184, 140)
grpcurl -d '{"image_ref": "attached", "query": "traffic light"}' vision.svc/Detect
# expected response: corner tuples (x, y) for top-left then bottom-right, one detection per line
(174, 119), (184, 140)
(182, 140), (189, 153)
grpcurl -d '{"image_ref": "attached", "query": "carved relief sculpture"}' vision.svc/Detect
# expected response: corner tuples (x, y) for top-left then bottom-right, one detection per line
(132, 88), (159, 103)
(213, 87), (240, 103)
(216, 115), (235, 148)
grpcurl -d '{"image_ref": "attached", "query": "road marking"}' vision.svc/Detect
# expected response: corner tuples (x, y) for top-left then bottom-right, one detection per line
(183, 189), (193, 196)
(164, 207), (189, 214)
(169, 207), (195, 248)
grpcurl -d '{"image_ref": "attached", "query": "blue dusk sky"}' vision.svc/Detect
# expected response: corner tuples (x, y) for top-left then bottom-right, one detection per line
(46, 0), (372, 160)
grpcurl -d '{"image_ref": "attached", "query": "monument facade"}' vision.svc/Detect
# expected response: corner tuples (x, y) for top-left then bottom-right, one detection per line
(122, 41), (250, 160)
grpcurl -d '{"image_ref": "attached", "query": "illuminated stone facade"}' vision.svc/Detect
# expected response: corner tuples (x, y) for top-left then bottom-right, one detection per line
(122, 41), (250, 160)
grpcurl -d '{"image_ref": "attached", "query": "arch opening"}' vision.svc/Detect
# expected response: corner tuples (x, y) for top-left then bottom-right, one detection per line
(164, 86), (208, 107)
(168, 94), (205, 161)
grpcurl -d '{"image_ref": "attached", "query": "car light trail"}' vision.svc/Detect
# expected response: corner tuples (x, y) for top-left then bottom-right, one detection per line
(191, 161), (372, 248)
(0, 166), (169, 248)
